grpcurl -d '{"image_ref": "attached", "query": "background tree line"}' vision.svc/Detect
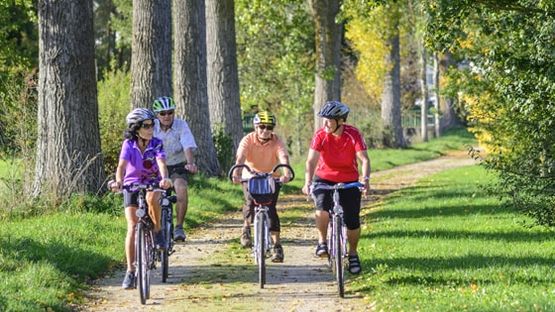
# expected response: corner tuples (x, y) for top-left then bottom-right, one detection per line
(2, 0), (553, 227)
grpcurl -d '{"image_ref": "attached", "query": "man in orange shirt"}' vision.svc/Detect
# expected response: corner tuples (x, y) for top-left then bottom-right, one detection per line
(231, 111), (292, 262)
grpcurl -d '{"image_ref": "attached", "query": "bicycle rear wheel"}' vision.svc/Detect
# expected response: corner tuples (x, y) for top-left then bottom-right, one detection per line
(256, 212), (266, 288)
(161, 208), (170, 282)
(333, 215), (345, 297)
(136, 223), (149, 304)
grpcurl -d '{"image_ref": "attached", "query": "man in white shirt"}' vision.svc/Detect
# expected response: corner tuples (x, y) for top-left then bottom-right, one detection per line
(153, 96), (198, 241)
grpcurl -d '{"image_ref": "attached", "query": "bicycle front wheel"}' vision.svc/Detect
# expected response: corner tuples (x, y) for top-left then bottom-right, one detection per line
(256, 212), (266, 288)
(136, 223), (149, 304)
(161, 209), (170, 282)
(333, 215), (345, 297)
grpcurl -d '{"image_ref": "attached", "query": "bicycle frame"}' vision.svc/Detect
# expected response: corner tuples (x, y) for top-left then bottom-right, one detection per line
(228, 163), (295, 288)
(311, 181), (363, 298)
(159, 188), (176, 283)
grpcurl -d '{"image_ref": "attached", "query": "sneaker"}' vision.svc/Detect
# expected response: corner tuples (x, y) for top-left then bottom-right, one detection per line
(315, 243), (328, 257)
(271, 244), (284, 263)
(174, 225), (186, 242)
(348, 254), (362, 274)
(155, 231), (166, 250)
(240, 226), (252, 248)
(121, 271), (136, 289)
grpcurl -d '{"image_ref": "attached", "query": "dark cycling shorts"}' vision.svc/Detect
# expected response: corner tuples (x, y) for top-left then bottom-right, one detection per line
(167, 162), (189, 182)
(312, 177), (361, 230)
(123, 189), (139, 207)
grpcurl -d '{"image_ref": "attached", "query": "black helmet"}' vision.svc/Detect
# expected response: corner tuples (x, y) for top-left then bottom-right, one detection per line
(318, 101), (349, 120)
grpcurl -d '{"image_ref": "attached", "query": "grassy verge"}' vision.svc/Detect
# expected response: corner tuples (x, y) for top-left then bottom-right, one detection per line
(352, 165), (555, 311)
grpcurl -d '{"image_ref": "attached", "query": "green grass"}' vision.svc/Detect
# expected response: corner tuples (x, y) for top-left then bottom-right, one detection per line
(370, 127), (476, 171)
(353, 165), (555, 311)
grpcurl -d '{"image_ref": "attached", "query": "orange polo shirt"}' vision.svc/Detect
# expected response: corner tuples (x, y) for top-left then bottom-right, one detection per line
(236, 132), (288, 178)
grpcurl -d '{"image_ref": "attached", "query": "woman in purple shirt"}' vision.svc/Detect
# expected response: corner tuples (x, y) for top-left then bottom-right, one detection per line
(110, 108), (172, 289)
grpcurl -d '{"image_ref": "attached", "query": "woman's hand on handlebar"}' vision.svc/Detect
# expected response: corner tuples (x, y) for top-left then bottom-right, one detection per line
(109, 180), (122, 192)
(279, 175), (292, 184)
(159, 178), (173, 189)
(232, 175), (242, 184)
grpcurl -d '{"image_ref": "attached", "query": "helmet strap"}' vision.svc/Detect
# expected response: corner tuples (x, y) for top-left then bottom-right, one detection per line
(332, 119), (344, 134)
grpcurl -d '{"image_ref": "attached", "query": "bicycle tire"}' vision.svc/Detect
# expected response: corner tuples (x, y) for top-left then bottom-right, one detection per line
(161, 209), (170, 282)
(334, 215), (345, 297)
(257, 212), (266, 288)
(136, 223), (148, 304)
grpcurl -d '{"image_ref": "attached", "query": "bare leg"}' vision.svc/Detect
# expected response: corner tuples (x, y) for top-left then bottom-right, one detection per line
(124, 206), (138, 272)
(315, 210), (329, 244)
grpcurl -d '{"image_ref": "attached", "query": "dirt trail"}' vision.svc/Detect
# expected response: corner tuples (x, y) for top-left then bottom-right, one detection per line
(83, 150), (477, 312)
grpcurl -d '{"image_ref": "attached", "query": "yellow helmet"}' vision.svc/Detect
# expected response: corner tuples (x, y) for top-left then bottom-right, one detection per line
(253, 111), (276, 126)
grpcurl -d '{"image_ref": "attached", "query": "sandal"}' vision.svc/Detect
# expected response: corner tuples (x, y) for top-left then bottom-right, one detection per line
(348, 254), (362, 274)
(315, 243), (328, 257)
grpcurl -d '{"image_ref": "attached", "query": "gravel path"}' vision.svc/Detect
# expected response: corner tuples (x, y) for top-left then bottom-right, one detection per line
(83, 150), (477, 311)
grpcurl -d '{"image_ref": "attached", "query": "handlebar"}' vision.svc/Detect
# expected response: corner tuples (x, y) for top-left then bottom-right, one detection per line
(107, 180), (169, 193)
(227, 163), (295, 182)
(310, 181), (364, 193)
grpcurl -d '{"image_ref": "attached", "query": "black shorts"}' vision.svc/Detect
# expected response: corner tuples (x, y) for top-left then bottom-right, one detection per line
(123, 189), (139, 207)
(167, 162), (189, 182)
(312, 178), (361, 230)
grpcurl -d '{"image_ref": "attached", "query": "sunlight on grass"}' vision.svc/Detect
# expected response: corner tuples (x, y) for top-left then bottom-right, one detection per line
(353, 165), (555, 311)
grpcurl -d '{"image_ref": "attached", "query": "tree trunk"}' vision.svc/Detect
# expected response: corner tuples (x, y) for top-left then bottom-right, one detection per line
(432, 53), (440, 137)
(308, 0), (342, 133)
(131, 0), (172, 109)
(34, 0), (105, 198)
(381, 15), (406, 148)
(205, 0), (243, 152)
(439, 52), (459, 130)
(420, 42), (428, 142)
(173, 0), (220, 176)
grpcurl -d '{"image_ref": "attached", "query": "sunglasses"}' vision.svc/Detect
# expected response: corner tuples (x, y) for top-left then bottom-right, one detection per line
(141, 122), (154, 129)
(159, 110), (174, 117)
(258, 125), (274, 131)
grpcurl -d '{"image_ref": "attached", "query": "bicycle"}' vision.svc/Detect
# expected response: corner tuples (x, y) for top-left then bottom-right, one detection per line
(228, 163), (295, 288)
(111, 182), (166, 304)
(159, 188), (177, 283)
(310, 181), (363, 298)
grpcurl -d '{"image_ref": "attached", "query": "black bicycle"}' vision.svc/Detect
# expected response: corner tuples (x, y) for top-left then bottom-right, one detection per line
(228, 163), (294, 288)
(159, 188), (177, 283)
(311, 181), (363, 298)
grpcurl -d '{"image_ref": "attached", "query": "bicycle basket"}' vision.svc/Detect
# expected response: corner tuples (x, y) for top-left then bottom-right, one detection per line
(248, 175), (275, 203)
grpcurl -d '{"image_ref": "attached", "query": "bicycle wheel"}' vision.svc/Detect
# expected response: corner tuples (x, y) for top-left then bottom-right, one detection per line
(161, 208), (170, 282)
(256, 212), (266, 288)
(334, 215), (344, 297)
(136, 223), (148, 304)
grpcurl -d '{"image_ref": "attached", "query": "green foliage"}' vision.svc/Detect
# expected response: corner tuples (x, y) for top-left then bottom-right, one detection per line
(425, 0), (555, 227)
(235, 0), (315, 156)
(212, 123), (235, 176)
(98, 69), (130, 176)
(354, 165), (555, 310)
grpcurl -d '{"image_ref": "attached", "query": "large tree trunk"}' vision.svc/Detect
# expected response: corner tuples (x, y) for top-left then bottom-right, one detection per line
(381, 16), (406, 148)
(173, 0), (220, 176)
(308, 0), (342, 133)
(420, 42), (428, 142)
(205, 0), (243, 153)
(131, 0), (172, 109)
(34, 0), (105, 198)
(439, 52), (459, 130)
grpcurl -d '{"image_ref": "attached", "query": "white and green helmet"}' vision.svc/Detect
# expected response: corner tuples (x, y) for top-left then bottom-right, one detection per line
(152, 96), (176, 113)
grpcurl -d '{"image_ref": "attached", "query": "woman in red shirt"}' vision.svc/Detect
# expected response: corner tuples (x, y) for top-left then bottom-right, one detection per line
(302, 101), (370, 275)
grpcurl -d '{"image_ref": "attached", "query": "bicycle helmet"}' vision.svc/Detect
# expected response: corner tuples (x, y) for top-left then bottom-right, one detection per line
(126, 108), (155, 127)
(318, 100), (350, 121)
(152, 96), (176, 113)
(253, 111), (276, 125)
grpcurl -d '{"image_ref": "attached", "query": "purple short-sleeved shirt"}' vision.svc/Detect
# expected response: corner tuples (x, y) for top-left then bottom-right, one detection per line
(119, 137), (166, 185)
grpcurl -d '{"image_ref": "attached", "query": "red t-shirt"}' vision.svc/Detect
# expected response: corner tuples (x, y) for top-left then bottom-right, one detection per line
(310, 125), (367, 182)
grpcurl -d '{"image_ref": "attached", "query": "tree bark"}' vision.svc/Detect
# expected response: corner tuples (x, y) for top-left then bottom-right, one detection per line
(131, 0), (172, 109)
(205, 0), (243, 152)
(173, 0), (220, 176)
(308, 0), (342, 133)
(381, 15), (406, 148)
(34, 0), (105, 198)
